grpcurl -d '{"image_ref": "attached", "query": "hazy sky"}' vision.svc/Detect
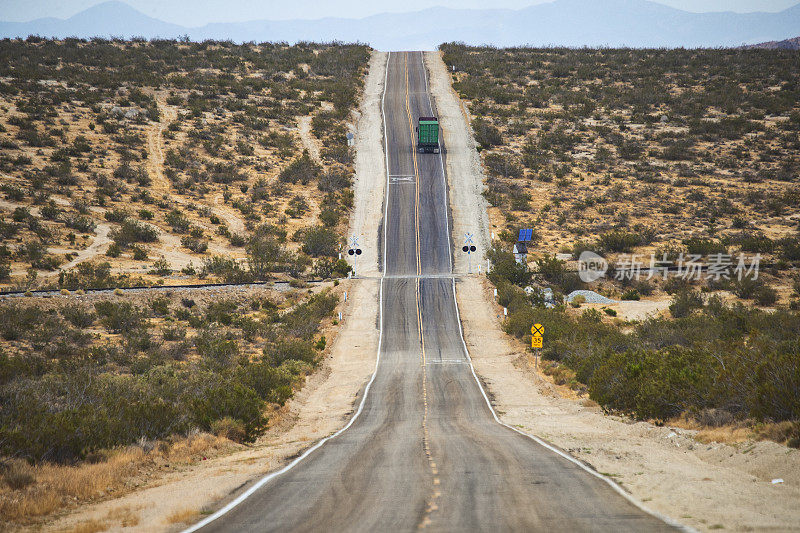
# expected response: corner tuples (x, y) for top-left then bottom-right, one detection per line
(1, 0), (798, 24)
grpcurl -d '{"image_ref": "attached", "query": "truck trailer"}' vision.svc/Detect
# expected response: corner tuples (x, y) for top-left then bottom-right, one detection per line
(416, 116), (440, 154)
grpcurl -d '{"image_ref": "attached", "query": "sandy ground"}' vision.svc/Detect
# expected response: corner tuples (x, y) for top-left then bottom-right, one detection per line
(424, 52), (491, 276)
(580, 298), (672, 321)
(348, 51), (388, 277)
(456, 276), (800, 532)
(425, 48), (800, 533)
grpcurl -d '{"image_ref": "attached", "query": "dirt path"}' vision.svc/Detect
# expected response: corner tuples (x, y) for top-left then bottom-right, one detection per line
(426, 48), (800, 532)
(212, 193), (247, 236)
(297, 116), (322, 164)
(58, 222), (112, 271)
(147, 94), (178, 195)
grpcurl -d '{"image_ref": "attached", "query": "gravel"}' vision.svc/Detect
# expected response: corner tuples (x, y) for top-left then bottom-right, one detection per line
(566, 289), (617, 304)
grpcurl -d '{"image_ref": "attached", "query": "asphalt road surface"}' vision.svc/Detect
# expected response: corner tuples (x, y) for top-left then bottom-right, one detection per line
(189, 52), (679, 532)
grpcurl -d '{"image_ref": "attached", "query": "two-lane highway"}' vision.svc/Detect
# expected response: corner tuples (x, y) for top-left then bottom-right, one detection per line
(188, 52), (679, 532)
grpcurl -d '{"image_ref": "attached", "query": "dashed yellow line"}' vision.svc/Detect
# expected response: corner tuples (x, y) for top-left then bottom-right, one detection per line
(403, 51), (440, 531)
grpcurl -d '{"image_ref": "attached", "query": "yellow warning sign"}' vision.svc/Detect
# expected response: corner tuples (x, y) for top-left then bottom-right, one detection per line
(531, 335), (543, 349)
(531, 323), (544, 336)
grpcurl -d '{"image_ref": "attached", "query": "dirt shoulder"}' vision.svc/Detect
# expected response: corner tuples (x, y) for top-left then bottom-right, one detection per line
(349, 51), (388, 276)
(425, 45), (800, 532)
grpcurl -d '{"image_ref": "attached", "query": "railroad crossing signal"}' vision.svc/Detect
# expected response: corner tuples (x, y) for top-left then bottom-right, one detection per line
(461, 233), (477, 273)
(348, 236), (362, 277)
(531, 323), (544, 349)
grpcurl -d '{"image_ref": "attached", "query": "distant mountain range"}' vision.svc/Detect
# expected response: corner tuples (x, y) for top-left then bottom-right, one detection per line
(2, 0), (800, 50)
(747, 36), (800, 49)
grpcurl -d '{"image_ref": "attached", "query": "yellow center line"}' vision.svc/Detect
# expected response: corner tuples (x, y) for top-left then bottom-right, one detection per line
(403, 51), (439, 531)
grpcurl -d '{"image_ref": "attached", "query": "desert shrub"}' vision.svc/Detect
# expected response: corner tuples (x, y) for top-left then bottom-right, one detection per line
(778, 237), (800, 261)
(617, 140), (643, 160)
(94, 301), (144, 333)
(737, 234), (774, 253)
(60, 305), (96, 328)
(263, 338), (316, 366)
(278, 151), (321, 184)
(211, 416), (247, 442)
(205, 300), (238, 325)
(165, 209), (191, 233)
(472, 118), (502, 149)
(485, 153), (523, 179)
(683, 238), (727, 256)
(621, 289), (640, 301)
(669, 289), (704, 318)
(63, 214), (96, 233)
(299, 226), (339, 258)
(150, 296), (170, 317)
(318, 168), (351, 192)
(181, 236), (208, 254)
(312, 257), (351, 279)
(201, 256), (251, 283)
(150, 257), (171, 276)
(59, 261), (118, 290)
(246, 225), (289, 279)
(487, 245), (532, 287)
(599, 230), (645, 253)
(110, 219), (158, 246)
(195, 327), (239, 367)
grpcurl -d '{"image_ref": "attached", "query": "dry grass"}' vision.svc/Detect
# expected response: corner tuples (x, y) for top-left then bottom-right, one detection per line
(165, 507), (199, 525)
(0, 433), (234, 526)
(672, 414), (800, 447)
(70, 519), (109, 533)
(105, 505), (140, 527)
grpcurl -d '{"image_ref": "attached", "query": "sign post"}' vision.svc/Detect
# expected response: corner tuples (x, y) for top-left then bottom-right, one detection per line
(347, 236), (362, 277)
(461, 233), (477, 273)
(531, 323), (544, 370)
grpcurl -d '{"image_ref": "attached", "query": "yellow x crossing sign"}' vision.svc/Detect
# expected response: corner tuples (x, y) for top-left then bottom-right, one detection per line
(531, 323), (544, 336)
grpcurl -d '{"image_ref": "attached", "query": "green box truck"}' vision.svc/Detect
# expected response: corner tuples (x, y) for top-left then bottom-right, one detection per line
(416, 116), (440, 154)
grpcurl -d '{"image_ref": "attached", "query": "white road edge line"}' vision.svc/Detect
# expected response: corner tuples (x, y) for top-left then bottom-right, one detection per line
(449, 278), (694, 532)
(423, 49), (694, 532)
(181, 51), (393, 533)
